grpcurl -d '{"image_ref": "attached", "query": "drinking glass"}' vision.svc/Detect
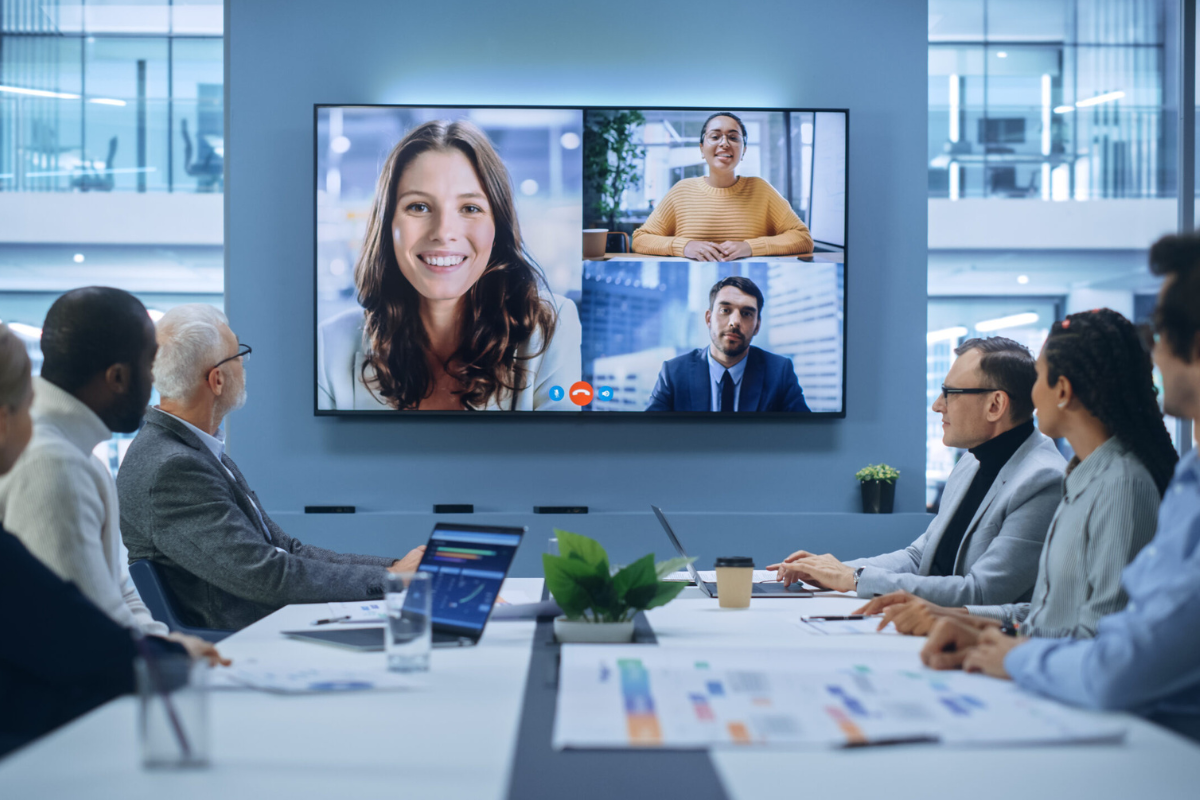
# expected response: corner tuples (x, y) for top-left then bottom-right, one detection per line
(136, 654), (210, 769)
(385, 572), (432, 672)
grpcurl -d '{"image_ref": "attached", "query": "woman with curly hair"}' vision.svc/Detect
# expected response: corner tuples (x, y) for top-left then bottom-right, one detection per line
(318, 119), (581, 411)
(860, 309), (1176, 641)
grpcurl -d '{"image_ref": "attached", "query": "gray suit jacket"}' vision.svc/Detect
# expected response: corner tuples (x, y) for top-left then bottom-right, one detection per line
(848, 429), (1066, 606)
(117, 409), (394, 631)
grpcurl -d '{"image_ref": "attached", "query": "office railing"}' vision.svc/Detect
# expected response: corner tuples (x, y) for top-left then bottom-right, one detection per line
(0, 95), (223, 194)
(928, 105), (1176, 200)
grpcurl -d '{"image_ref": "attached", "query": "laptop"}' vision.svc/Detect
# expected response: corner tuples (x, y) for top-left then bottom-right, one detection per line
(651, 505), (816, 598)
(284, 523), (526, 650)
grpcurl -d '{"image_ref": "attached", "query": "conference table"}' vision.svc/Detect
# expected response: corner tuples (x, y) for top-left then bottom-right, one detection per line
(2, 578), (1198, 799)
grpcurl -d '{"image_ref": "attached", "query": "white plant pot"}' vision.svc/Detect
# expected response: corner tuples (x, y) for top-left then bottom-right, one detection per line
(553, 617), (636, 644)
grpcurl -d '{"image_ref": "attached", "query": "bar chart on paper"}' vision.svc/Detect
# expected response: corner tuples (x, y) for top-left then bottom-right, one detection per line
(552, 646), (1126, 750)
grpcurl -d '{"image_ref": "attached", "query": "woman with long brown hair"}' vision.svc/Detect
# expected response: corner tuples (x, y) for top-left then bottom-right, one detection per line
(318, 119), (581, 411)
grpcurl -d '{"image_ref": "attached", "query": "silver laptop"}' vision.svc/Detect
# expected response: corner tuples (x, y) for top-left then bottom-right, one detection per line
(651, 505), (816, 598)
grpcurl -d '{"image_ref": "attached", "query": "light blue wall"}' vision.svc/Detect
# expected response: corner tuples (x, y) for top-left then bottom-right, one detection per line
(227, 0), (931, 574)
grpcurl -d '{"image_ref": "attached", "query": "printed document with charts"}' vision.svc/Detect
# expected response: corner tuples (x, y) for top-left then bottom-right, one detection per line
(553, 646), (1126, 750)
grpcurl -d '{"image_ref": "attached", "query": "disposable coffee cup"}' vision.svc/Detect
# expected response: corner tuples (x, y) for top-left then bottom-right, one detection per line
(714, 556), (754, 609)
(583, 229), (609, 260)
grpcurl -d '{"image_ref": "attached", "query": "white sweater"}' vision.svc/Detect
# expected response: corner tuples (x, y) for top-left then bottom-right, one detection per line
(0, 377), (167, 635)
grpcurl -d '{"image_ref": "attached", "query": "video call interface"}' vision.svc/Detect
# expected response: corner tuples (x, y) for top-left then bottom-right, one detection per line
(415, 528), (522, 632)
(315, 105), (846, 416)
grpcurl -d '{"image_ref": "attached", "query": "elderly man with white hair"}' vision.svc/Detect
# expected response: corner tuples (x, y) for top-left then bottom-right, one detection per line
(117, 304), (425, 631)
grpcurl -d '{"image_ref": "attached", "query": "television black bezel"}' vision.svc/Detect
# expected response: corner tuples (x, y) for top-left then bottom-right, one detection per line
(312, 103), (849, 420)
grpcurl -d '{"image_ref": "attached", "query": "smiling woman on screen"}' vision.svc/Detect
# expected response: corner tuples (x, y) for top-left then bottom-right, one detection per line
(630, 111), (814, 261)
(318, 119), (581, 411)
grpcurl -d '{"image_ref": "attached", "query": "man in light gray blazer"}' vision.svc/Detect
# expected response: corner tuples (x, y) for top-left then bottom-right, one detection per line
(117, 305), (425, 631)
(769, 337), (1066, 607)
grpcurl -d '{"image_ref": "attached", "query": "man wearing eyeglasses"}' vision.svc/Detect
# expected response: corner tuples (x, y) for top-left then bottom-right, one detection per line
(769, 337), (1066, 606)
(630, 111), (813, 260)
(117, 304), (425, 632)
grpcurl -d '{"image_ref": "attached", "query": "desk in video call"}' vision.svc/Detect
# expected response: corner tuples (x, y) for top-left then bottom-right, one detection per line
(595, 252), (845, 263)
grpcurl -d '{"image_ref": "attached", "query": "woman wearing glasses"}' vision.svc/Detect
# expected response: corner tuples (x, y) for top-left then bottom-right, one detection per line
(318, 119), (581, 411)
(630, 112), (813, 260)
(859, 309), (1176, 649)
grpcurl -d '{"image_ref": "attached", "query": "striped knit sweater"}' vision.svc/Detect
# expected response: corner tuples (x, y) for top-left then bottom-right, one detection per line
(631, 176), (813, 257)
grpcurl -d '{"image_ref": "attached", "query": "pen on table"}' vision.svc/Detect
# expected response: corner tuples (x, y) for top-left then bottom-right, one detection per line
(801, 614), (876, 621)
(310, 616), (351, 626)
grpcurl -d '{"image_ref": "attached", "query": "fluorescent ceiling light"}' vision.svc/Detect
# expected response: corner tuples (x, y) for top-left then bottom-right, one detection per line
(1076, 91), (1125, 108)
(7, 322), (42, 339)
(1017, 274), (1029, 284)
(0, 84), (79, 100)
(73, 253), (85, 263)
(927, 326), (968, 344)
(1054, 105), (1075, 114)
(996, 51), (1008, 58)
(88, 98), (126, 107)
(975, 312), (1039, 332)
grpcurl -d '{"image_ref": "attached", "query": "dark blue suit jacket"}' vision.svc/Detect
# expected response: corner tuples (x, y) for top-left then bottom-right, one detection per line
(645, 346), (811, 413)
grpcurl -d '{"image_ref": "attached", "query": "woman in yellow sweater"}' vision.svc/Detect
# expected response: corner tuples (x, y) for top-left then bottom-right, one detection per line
(631, 112), (813, 260)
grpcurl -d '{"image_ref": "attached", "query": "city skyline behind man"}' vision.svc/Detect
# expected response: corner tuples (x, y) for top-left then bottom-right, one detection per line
(645, 276), (810, 413)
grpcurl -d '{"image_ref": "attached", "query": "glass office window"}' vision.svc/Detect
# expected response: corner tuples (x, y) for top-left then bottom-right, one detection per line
(927, 0), (1179, 506)
(0, 1), (223, 473)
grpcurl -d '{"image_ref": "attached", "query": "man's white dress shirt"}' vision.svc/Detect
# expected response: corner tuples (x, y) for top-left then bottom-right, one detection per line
(0, 377), (167, 635)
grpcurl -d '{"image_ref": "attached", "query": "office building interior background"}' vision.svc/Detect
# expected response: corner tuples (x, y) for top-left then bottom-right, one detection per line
(0, 0), (1193, 504)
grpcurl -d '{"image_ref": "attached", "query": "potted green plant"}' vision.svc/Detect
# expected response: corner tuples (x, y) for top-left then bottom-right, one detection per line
(543, 529), (691, 643)
(856, 463), (899, 514)
(584, 110), (646, 230)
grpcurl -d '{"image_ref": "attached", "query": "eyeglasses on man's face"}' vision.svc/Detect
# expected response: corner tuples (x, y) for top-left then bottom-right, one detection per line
(210, 343), (251, 372)
(938, 385), (1003, 401)
(704, 131), (743, 146)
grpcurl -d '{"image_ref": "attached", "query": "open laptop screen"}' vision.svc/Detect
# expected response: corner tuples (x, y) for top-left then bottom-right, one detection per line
(416, 525), (524, 635)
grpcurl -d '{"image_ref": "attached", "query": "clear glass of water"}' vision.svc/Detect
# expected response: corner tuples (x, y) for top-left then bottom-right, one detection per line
(385, 572), (432, 673)
(136, 654), (210, 769)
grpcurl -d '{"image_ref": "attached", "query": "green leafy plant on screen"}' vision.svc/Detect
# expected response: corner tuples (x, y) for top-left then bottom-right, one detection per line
(855, 463), (900, 483)
(584, 110), (646, 229)
(543, 529), (692, 623)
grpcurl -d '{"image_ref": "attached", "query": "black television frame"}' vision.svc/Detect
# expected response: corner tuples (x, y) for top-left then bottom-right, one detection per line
(312, 103), (849, 420)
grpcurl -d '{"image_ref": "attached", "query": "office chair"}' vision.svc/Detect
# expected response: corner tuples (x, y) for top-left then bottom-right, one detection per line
(129, 560), (234, 643)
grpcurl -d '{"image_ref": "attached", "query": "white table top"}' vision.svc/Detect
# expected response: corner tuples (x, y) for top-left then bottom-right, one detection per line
(2, 580), (1198, 799)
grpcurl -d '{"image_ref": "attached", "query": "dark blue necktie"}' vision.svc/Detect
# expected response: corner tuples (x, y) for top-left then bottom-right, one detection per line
(720, 369), (735, 413)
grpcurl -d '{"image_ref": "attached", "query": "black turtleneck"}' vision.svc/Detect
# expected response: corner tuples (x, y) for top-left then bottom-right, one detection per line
(929, 418), (1036, 577)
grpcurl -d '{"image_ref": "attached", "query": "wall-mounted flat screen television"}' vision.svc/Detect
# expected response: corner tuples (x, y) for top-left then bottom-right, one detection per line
(315, 105), (847, 417)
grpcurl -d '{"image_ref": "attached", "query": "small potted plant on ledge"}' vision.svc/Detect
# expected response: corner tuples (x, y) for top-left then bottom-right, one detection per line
(856, 463), (900, 514)
(544, 529), (691, 643)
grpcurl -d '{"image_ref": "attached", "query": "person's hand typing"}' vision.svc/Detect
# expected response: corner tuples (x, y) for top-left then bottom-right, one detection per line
(769, 553), (856, 593)
(683, 241), (725, 261)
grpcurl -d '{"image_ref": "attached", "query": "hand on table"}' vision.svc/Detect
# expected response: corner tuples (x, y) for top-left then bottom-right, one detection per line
(388, 545), (427, 575)
(765, 551), (856, 593)
(920, 616), (1002, 670)
(165, 632), (231, 666)
(683, 241), (725, 261)
(717, 241), (753, 260)
(962, 628), (1022, 680)
(853, 591), (965, 636)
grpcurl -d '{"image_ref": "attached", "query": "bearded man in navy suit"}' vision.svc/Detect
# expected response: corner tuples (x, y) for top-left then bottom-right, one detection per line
(645, 276), (811, 413)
